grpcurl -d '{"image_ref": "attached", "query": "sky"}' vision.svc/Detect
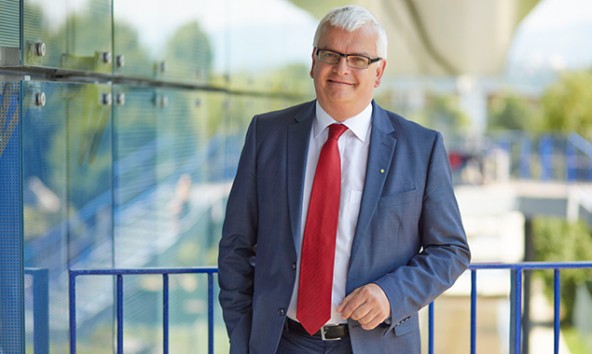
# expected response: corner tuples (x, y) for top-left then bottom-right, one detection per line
(508, 0), (592, 72)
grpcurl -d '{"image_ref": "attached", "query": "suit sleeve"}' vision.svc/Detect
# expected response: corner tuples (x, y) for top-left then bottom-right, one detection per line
(373, 132), (471, 327)
(217, 117), (259, 351)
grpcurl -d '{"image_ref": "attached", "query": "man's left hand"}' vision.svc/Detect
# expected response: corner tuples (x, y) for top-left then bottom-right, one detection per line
(336, 283), (390, 330)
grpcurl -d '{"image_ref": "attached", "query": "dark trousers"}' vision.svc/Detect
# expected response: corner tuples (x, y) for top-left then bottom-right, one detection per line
(276, 326), (353, 354)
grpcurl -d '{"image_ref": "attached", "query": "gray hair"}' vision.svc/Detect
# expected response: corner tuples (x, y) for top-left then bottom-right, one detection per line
(313, 5), (388, 59)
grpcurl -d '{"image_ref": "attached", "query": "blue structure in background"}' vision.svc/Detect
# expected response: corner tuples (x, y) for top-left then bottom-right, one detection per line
(1, 82), (24, 354)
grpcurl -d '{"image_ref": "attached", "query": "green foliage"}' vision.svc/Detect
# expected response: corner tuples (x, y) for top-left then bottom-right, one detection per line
(373, 90), (470, 136)
(486, 70), (592, 138)
(540, 70), (592, 138)
(165, 21), (213, 81)
(113, 22), (153, 77)
(424, 95), (471, 135)
(487, 93), (541, 132)
(532, 217), (592, 325)
(563, 326), (592, 354)
(266, 63), (314, 98)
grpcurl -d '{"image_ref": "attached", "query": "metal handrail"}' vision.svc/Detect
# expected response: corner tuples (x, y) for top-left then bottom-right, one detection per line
(69, 262), (592, 354)
(69, 267), (218, 354)
(463, 262), (592, 354)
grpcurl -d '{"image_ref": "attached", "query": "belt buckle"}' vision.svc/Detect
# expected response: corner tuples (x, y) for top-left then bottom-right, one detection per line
(320, 325), (341, 341)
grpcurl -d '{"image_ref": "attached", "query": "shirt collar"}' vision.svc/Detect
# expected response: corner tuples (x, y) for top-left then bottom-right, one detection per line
(313, 101), (373, 142)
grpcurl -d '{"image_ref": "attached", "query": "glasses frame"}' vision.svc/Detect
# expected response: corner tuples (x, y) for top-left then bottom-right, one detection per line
(315, 48), (382, 69)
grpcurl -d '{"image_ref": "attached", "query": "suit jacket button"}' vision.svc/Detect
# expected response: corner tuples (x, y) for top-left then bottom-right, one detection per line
(291, 263), (296, 270)
(278, 308), (286, 316)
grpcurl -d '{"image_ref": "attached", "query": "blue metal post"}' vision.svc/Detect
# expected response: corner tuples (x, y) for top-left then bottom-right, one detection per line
(163, 274), (169, 354)
(428, 302), (434, 354)
(69, 272), (77, 354)
(31, 268), (50, 354)
(520, 136), (531, 179)
(515, 268), (523, 354)
(208, 272), (215, 354)
(553, 269), (561, 354)
(116, 274), (124, 354)
(470, 269), (477, 354)
(539, 135), (553, 180)
(509, 268), (523, 354)
(565, 140), (576, 182)
(0, 81), (24, 354)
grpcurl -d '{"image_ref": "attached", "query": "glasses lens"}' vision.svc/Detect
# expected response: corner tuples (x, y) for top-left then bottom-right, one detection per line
(318, 50), (340, 64)
(347, 55), (370, 69)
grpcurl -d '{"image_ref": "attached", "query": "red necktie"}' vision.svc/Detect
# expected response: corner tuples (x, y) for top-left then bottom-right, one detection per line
(297, 123), (348, 335)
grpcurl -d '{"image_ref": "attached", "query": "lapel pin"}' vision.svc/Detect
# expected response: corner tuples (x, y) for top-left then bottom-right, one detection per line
(380, 169), (385, 174)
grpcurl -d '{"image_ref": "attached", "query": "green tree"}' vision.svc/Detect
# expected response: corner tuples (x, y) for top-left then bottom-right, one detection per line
(533, 217), (592, 325)
(487, 93), (541, 132)
(423, 94), (471, 137)
(165, 21), (213, 82)
(540, 70), (592, 138)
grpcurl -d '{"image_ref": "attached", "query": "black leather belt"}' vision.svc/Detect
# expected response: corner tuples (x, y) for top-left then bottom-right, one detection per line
(285, 318), (349, 341)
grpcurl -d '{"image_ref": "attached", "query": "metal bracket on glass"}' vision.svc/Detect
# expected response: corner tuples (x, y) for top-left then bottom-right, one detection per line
(100, 92), (112, 106)
(115, 54), (125, 68)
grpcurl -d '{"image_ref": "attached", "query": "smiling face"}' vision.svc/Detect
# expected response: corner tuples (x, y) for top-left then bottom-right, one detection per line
(311, 24), (387, 121)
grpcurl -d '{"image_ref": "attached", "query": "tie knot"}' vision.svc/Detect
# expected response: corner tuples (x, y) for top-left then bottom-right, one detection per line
(328, 124), (348, 141)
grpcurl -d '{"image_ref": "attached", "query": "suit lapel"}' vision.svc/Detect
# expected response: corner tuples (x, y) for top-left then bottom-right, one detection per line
(287, 101), (315, 249)
(351, 103), (397, 261)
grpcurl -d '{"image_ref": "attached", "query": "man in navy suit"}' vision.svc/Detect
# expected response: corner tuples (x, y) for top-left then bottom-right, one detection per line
(218, 5), (470, 353)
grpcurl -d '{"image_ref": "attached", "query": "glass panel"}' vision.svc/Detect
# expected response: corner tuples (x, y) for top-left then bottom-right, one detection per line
(165, 274), (228, 354)
(113, 87), (230, 352)
(0, 0), (20, 48)
(113, 85), (159, 268)
(114, 86), (224, 269)
(23, 0), (112, 73)
(22, 81), (114, 353)
(114, 0), (228, 85)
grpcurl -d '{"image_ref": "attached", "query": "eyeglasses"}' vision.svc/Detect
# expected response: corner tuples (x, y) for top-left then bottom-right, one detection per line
(315, 48), (381, 69)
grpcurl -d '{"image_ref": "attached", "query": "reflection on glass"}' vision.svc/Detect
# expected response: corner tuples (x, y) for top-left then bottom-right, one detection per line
(22, 81), (114, 352)
(114, 0), (225, 84)
(0, 0), (19, 49)
(24, 0), (112, 72)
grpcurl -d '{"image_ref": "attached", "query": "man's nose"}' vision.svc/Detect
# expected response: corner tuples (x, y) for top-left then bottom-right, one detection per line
(332, 56), (350, 74)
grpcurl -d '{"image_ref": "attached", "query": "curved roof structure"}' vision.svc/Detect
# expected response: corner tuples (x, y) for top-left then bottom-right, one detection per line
(291, 0), (540, 77)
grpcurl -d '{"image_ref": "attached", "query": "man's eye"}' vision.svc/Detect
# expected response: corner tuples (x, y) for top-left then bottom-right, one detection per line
(349, 56), (367, 65)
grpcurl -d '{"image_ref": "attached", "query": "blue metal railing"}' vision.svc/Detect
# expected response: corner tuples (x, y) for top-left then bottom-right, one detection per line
(69, 262), (592, 354)
(464, 262), (592, 354)
(566, 133), (592, 181)
(69, 267), (218, 354)
(25, 268), (49, 354)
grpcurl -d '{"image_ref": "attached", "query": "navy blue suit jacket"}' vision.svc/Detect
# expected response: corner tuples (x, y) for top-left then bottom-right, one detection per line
(218, 100), (471, 353)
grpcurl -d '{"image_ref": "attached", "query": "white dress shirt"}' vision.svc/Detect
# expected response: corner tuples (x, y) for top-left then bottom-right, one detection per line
(287, 101), (372, 325)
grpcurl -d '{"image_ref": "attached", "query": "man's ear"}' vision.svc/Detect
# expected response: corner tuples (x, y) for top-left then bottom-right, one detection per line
(310, 48), (317, 78)
(374, 59), (387, 87)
